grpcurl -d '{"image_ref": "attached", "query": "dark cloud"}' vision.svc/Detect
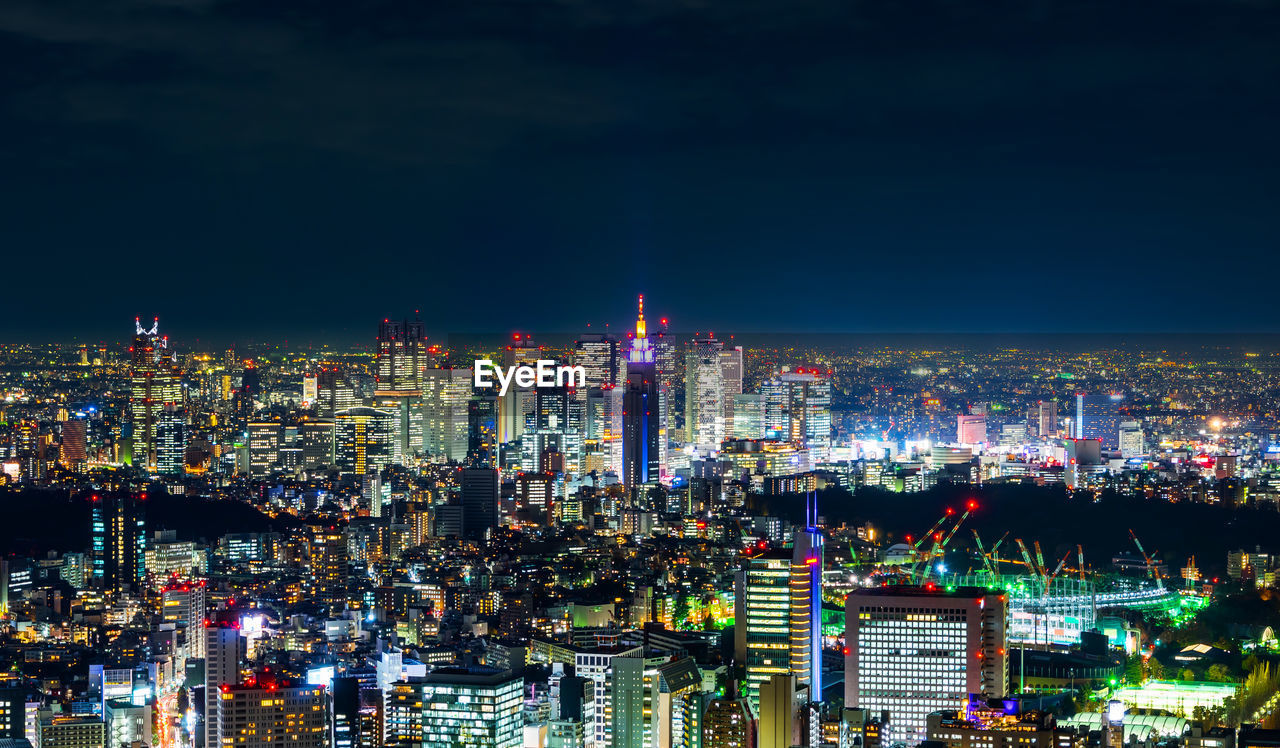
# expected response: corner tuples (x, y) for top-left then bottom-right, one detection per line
(0, 0), (1277, 341)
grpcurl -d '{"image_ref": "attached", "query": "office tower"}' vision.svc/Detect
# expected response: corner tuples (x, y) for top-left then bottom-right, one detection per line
(311, 525), (349, 606)
(761, 368), (832, 457)
(956, 414), (987, 446)
(574, 643), (644, 748)
(1074, 393), (1123, 448)
(733, 494), (823, 709)
(622, 296), (661, 495)
(719, 346), (744, 435)
(998, 423), (1027, 447)
(333, 407), (396, 477)
(298, 420), (335, 469)
(702, 698), (755, 748)
(58, 420), (87, 465)
(576, 333), (623, 389)
(461, 467), (500, 539)
(316, 367), (363, 418)
(497, 335), (542, 444)
(1031, 401), (1057, 439)
(217, 675), (327, 748)
(424, 367), (472, 463)
(127, 318), (184, 472)
(418, 667), (522, 748)
(586, 386), (625, 477)
(608, 658), (645, 748)
(246, 421), (282, 477)
(685, 337), (725, 451)
(90, 493), (146, 594)
(731, 394), (765, 440)
(204, 624), (245, 748)
(104, 699), (151, 748)
(302, 372), (318, 405)
(844, 586), (1008, 744)
(759, 675), (798, 748)
(375, 317), (431, 392)
(790, 493), (824, 696)
(155, 405), (186, 474)
(1118, 420), (1144, 458)
(161, 581), (207, 659)
(467, 395), (499, 467)
(521, 385), (584, 473)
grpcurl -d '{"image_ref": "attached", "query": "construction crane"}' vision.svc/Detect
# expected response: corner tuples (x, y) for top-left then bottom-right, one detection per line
(972, 530), (994, 575)
(1046, 550), (1072, 587)
(1077, 544), (1086, 582)
(1016, 539), (1037, 577)
(1033, 541), (1048, 582)
(1129, 529), (1165, 591)
(910, 502), (976, 581)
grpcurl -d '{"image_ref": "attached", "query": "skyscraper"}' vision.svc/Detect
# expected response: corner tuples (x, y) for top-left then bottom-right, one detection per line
(90, 493), (146, 594)
(204, 624), (245, 748)
(576, 333), (623, 389)
(375, 317), (431, 393)
(844, 586), (1008, 744)
(685, 337), (725, 452)
(1075, 393), (1123, 448)
(333, 407), (396, 477)
(461, 467), (500, 540)
(761, 368), (832, 457)
(734, 494), (823, 710)
(127, 318), (183, 472)
(622, 296), (661, 495)
(702, 698), (755, 748)
(423, 367), (472, 462)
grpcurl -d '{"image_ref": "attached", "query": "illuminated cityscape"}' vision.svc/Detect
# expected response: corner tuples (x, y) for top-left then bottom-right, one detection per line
(1, 317), (1279, 748)
(3, 0), (1279, 744)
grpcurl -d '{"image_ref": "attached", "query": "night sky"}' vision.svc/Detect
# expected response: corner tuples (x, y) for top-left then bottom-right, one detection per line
(2, 0), (1278, 343)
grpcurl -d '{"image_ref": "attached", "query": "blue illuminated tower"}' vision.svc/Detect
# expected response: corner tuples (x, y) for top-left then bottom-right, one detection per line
(622, 296), (661, 497)
(790, 490), (824, 699)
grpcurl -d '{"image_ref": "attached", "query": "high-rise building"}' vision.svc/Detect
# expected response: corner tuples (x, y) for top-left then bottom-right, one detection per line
(161, 581), (207, 660)
(461, 468), (500, 540)
(204, 624), (245, 748)
(685, 338), (726, 452)
(576, 333), (623, 389)
(127, 318), (184, 472)
(423, 368), (472, 462)
(333, 407), (396, 477)
(467, 395), (499, 467)
(622, 296), (661, 495)
(90, 493), (146, 594)
(758, 675), (799, 748)
(419, 667), (522, 748)
(1030, 401), (1057, 439)
(702, 698), (755, 748)
(246, 421), (282, 477)
(216, 675), (326, 748)
(734, 495), (823, 710)
(761, 368), (832, 457)
(1074, 393), (1123, 449)
(844, 586), (1008, 744)
(608, 658), (645, 748)
(956, 414), (987, 446)
(730, 394), (765, 440)
(105, 699), (151, 748)
(1118, 420), (1144, 458)
(154, 404), (186, 474)
(375, 317), (431, 393)
(58, 420), (88, 465)
(311, 525), (349, 606)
